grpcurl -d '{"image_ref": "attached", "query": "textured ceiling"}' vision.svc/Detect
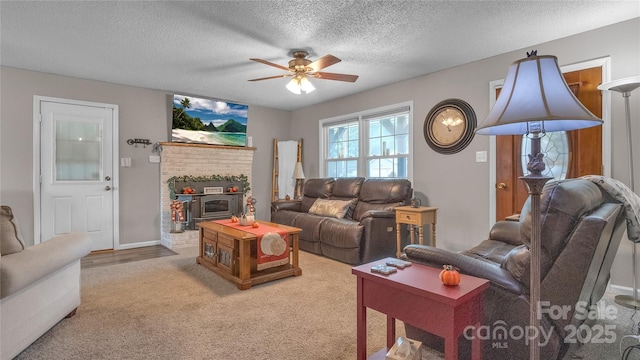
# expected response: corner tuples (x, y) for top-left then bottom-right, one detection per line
(1, 1), (638, 111)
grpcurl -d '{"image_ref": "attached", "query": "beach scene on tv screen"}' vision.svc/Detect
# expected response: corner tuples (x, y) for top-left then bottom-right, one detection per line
(172, 94), (248, 146)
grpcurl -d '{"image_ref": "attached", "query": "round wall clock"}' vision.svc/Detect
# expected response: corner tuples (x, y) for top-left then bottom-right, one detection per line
(424, 98), (477, 154)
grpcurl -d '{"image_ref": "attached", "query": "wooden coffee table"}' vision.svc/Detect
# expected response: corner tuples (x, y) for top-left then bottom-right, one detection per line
(352, 258), (489, 360)
(197, 220), (302, 290)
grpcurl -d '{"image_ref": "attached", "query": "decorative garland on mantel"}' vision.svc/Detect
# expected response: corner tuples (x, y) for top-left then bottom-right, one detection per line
(167, 174), (251, 199)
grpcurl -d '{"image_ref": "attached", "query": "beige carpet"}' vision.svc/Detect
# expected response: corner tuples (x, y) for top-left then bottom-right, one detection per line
(14, 246), (637, 360)
(15, 247), (443, 360)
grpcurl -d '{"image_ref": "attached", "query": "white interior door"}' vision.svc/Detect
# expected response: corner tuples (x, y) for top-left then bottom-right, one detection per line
(40, 100), (115, 251)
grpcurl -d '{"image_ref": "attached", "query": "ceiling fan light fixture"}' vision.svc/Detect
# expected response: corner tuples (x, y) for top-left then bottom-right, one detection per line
(250, 51), (357, 92)
(299, 76), (315, 93)
(286, 74), (315, 94)
(286, 77), (302, 94)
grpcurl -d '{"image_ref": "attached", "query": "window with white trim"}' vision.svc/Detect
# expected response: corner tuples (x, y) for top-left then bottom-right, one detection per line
(320, 102), (412, 180)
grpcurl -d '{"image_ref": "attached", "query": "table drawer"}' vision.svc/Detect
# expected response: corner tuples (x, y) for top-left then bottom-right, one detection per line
(218, 233), (235, 248)
(203, 228), (218, 242)
(396, 211), (420, 225)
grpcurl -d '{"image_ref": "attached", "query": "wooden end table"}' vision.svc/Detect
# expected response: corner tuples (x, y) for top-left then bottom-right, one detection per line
(395, 206), (438, 257)
(197, 220), (302, 290)
(352, 258), (489, 360)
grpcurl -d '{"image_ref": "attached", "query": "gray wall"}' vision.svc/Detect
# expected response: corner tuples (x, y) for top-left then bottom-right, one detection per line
(0, 68), (290, 246)
(290, 18), (640, 289)
(1, 18), (638, 290)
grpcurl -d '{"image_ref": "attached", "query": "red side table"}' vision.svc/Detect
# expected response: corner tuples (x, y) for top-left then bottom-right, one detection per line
(352, 258), (489, 360)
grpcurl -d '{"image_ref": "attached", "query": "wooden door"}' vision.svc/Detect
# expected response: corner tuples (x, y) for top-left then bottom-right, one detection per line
(495, 67), (603, 221)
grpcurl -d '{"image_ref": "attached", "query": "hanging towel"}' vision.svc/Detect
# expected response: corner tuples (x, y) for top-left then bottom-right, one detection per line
(582, 175), (640, 242)
(278, 140), (298, 199)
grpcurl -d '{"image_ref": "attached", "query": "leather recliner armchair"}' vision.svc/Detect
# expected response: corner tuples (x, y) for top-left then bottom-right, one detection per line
(402, 178), (627, 360)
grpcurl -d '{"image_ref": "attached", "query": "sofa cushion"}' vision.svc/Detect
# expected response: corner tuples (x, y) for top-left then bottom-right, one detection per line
(319, 218), (364, 249)
(1, 206), (25, 256)
(332, 177), (364, 198)
(292, 214), (327, 243)
(359, 179), (412, 203)
(462, 239), (518, 265)
(300, 178), (335, 213)
(302, 178), (335, 198)
(330, 177), (364, 220)
(308, 199), (352, 218)
(353, 179), (412, 220)
(271, 210), (302, 227)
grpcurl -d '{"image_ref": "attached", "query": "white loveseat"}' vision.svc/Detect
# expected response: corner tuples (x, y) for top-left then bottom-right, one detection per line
(1, 206), (91, 360)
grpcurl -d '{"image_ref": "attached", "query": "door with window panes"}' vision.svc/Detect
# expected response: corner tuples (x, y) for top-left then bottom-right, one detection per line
(40, 100), (115, 251)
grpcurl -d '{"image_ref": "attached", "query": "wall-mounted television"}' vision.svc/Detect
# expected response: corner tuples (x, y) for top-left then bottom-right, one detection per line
(172, 94), (248, 146)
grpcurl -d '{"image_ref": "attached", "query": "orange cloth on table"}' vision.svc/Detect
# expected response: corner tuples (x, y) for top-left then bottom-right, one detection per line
(213, 219), (289, 270)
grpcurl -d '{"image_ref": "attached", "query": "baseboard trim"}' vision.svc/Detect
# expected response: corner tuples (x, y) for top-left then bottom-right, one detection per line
(609, 284), (635, 296)
(116, 240), (161, 250)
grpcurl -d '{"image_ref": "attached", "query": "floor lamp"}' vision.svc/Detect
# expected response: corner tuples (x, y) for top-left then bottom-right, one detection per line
(598, 76), (640, 309)
(476, 52), (603, 360)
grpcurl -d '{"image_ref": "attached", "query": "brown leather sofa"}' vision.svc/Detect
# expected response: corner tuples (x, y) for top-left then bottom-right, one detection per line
(402, 178), (627, 360)
(271, 177), (412, 264)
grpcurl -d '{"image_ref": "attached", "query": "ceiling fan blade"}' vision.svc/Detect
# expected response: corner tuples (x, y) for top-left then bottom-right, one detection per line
(250, 58), (290, 71)
(248, 74), (292, 81)
(314, 72), (359, 82)
(308, 54), (341, 72)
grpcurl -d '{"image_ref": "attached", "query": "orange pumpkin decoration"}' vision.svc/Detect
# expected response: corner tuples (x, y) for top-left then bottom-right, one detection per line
(439, 265), (461, 286)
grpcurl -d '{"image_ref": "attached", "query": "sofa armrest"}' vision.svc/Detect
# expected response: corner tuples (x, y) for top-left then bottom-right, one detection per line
(271, 200), (302, 213)
(358, 212), (405, 264)
(1, 232), (92, 298)
(403, 244), (523, 294)
(358, 209), (395, 221)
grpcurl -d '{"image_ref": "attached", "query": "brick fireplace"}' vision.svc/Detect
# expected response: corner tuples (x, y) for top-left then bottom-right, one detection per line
(159, 142), (254, 248)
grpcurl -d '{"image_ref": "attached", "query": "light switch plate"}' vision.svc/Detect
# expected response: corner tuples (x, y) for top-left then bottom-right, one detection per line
(476, 151), (488, 163)
(149, 155), (160, 163)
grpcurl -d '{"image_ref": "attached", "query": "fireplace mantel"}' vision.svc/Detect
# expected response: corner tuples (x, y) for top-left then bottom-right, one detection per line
(160, 141), (256, 151)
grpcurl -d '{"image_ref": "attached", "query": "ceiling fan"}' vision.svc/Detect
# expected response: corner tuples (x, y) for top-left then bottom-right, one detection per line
(248, 51), (359, 94)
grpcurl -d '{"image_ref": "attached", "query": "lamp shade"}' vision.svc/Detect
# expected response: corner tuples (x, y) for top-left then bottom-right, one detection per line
(299, 76), (316, 93)
(286, 75), (315, 94)
(476, 55), (603, 135)
(286, 77), (302, 94)
(597, 75), (640, 93)
(292, 162), (305, 179)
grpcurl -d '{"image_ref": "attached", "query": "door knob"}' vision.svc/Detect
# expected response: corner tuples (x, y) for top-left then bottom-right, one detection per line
(105, 176), (111, 181)
(496, 182), (507, 189)
(105, 186), (111, 191)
